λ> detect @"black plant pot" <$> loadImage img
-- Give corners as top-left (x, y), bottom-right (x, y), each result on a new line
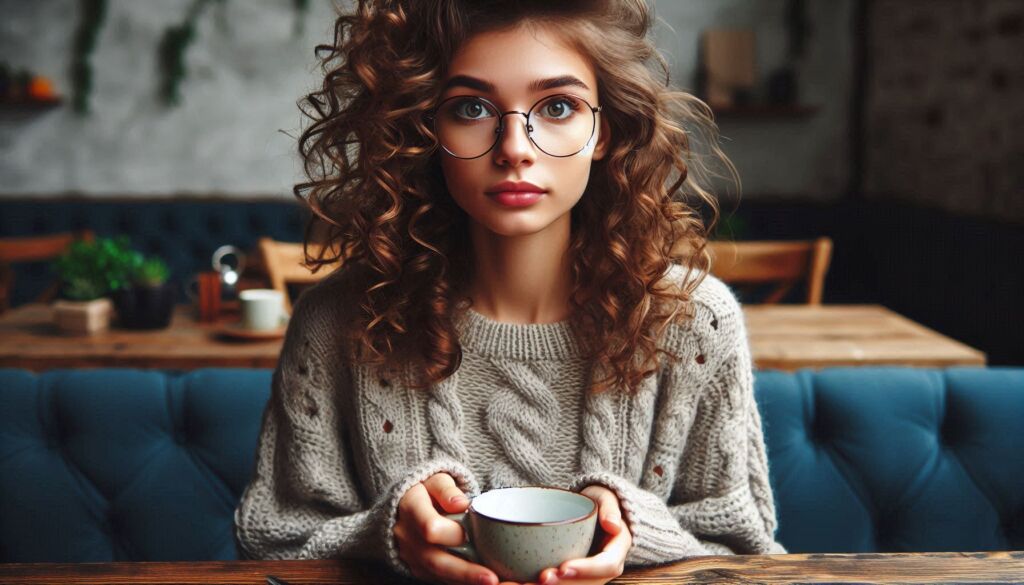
top-left (112, 282), bottom-right (176, 330)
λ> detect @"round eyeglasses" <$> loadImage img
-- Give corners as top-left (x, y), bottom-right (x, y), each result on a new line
top-left (428, 93), bottom-right (602, 159)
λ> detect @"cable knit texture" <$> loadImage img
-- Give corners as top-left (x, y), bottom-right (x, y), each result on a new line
top-left (234, 265), bottom-right (786, 576)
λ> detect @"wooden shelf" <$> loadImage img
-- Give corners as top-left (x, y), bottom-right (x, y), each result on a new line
top-left (711, 104), bottom-right (818, 119)
top-left (0, 96), bottom-right (64, 111)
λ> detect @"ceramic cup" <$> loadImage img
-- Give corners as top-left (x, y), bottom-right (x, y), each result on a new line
top-left (445, 486), bottom-right (597, 583)
top-left (238, 289), bottom-right (288, 331)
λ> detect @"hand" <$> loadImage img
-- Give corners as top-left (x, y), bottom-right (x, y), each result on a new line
top-left (518, 485), bottom-right (631, 585)
top-left (394, 473), bottom-right (499, 585)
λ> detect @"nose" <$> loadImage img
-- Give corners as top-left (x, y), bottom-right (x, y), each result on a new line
top-left (492, 112), bottom-right (537, 167)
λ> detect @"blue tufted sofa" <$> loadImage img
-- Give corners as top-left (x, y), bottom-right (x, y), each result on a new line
top-left (1, 366), bottom-right (1021, 562)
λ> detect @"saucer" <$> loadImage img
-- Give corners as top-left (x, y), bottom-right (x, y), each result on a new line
top-left (215, 322), bottom-right (287, 340)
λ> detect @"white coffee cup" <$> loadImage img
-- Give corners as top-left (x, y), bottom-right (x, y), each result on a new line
top-left (445, 487), bottom-right (597, 583)
top-left (239, 289), bottom-right (288, 331)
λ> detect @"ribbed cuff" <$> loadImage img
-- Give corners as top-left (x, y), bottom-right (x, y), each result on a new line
top-left (381, 458), bottom-right (481, 577)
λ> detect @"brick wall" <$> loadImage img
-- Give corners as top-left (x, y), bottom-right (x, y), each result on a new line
top-left (864, 0), bottom-right (1024, 223)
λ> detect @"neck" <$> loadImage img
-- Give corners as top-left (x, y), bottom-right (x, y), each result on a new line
top-left (468, 215), bottom-right (574, 324)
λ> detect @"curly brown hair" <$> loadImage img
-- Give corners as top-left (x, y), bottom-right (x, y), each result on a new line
top-left (293, 0), bottom-right (737, 395)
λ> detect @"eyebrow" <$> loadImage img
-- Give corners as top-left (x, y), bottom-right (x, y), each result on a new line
top-left (442, 74), bottom-right (591, 94)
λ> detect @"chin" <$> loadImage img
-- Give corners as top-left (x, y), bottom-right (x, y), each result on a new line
top-left (480, 216), bottom-right (554, 237)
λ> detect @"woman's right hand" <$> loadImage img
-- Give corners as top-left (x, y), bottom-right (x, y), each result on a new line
top-left (395, 473), bottom-right (499, 585)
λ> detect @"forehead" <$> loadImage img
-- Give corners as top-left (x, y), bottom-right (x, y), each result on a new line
top-left (444, 23), bottom-right (597, 98)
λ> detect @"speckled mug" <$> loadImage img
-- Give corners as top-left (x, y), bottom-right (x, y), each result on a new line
top-left (445, 486), bottom-right (598, 583)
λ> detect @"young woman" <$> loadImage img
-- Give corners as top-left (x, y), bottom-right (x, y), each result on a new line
top-left (234, 1), bottom-right (785, 584)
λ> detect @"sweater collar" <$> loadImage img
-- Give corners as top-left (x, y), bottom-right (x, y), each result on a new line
top-left (455, 307), bottom-right (583, 360)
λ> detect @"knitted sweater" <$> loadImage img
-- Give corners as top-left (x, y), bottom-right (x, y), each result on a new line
top-left (233, 264), bottom-right (786, 576)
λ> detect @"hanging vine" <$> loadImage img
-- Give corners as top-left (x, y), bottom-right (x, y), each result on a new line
top-left (292, 0), bottom-right (310, 38)
top-left (70, 0), bottom-right (108, 114)
top-left (156, 0), bottom-right (224, 107)
top-left (70, 0), bottom-right (312, 113)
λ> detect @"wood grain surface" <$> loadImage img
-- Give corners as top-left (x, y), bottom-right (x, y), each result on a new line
top-left (1, 552), bottom-right (1022, 584)
top-left (744, 304), bottom-right (986, 370)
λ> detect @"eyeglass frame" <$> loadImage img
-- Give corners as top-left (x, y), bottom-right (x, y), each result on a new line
top-left (426, 93), bottom-right (603, 160)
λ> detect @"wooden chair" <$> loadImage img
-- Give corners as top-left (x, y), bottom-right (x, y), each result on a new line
top-left (705, 237), bottom-right (833, 305)
top-left (0, 230), bottom-right (95, 314)
top-left (257, 237), bottom-right (342, 314)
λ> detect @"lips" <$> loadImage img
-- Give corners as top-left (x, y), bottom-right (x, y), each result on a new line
top-left (485, 180), bottom-right (547, 208)
top-left (485, 180), bottom-right (546, 195)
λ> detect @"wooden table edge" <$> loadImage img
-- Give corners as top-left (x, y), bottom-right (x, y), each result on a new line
top-left (1, 552), bottom-right (1023, 584)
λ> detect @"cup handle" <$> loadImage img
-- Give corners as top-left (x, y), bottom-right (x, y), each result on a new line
top-left (444, 512), bottom-right (479, 564)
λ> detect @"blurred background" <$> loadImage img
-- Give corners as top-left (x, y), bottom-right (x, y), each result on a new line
top-left (1, 0), bottom-right (1021, 365)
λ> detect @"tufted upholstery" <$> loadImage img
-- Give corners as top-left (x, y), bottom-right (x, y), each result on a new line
top-left (0, 200), bottom-right (307, 306)
top-left (1, 366), bottom-right (1021, 562)
top-left (760, 367), bottom-right (1024, 553)
top-left (0, 368), bottom-right (270, 562)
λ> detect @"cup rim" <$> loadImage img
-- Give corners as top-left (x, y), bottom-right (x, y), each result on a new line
top-left (239, 288), bottom-right (283, 300)
top-left (469, 485), bottom-right (598, 527)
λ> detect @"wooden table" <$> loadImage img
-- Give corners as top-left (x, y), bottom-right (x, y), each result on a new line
top-left (0, 304), bottom-right (281, 370)
top-left (0, 303), bottom-right (986, 372)
top-left (1, 553), bottom-right (1022, 584)
top-left (745, 305), bottom-right (986, 370)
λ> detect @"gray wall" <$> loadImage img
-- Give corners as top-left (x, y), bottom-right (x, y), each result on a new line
top-left (651, 0), bottom-right (854, 201)
top-left (0, 0), bottom-right (854, 201)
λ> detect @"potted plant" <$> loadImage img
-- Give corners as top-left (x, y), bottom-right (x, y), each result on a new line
top-left (111, 254), bottom-right (175, 330)
top-left (50, 236), bottom-right (139, 334)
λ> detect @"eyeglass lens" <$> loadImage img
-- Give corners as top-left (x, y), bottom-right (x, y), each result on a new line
top-left (434, 94), bottom-right (596, 158)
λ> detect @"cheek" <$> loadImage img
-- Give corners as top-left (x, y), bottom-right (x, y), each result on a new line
top-left (556, 157), bottom-right (595, 205)
top-left (439, 158), bottom-right (483, 209)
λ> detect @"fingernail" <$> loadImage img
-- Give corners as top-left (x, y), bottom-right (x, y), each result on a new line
top-left (476, 574), bottom-right (493, 585)
top-left (450, 494), bottom-right (468, 504)
top-left (559, 567), bottom-right (577, 578)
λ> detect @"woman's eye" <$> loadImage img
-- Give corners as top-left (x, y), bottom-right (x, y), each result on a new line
top-left (539, 97), bottom-right (580, 120)
top-left (454, 99), bottom-right (492, 120)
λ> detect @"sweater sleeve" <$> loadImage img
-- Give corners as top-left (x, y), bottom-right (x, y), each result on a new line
top-left (233, 290), bottom-right (479, 576)
top-left (567, 294), bottom-right (786, 564)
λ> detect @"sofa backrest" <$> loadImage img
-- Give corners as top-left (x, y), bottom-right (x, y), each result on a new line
top-left (1, 366), bottom-right (1021, 562)
top-left (0, 368), bottom-right (270, 562)
top-left (761, 367), bottom-right (1023, 553)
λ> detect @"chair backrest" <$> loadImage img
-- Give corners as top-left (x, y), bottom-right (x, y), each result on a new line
top-left (257, 237), bottom-right (340, 313)
top-left (0, 230), bottom-right (94, 312)
top-left (706, 238), bottom-right (833, 304)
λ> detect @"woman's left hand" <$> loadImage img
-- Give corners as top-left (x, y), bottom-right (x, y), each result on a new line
top-left (500, 485), bottom-right (632, 585)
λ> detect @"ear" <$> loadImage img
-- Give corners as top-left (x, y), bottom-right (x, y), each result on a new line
top-left (591, 112), bottom-right (611, 161)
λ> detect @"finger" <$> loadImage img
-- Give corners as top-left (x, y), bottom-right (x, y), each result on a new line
top-left (603, 521), bottom-right (632, 558)
top-left (557, 551), bottom-right (622, 580)
top-left (418, 546), bottom-right (499, 585)
top-left (537, 567), bottom-right (559, 584)
top-left (596, 495), bottom-right (623, 536)
top-left (558, 530), bottom-right (630, 580)
top-left (404, 482), bottom-right (466, 547)
top-left (580, 486), bottom-right (622, 536)
top-left (423, 472), bottom-right (471, 514)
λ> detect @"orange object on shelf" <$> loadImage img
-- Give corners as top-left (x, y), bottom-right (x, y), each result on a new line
top-left (28, 76), bottom-right (56, 100)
